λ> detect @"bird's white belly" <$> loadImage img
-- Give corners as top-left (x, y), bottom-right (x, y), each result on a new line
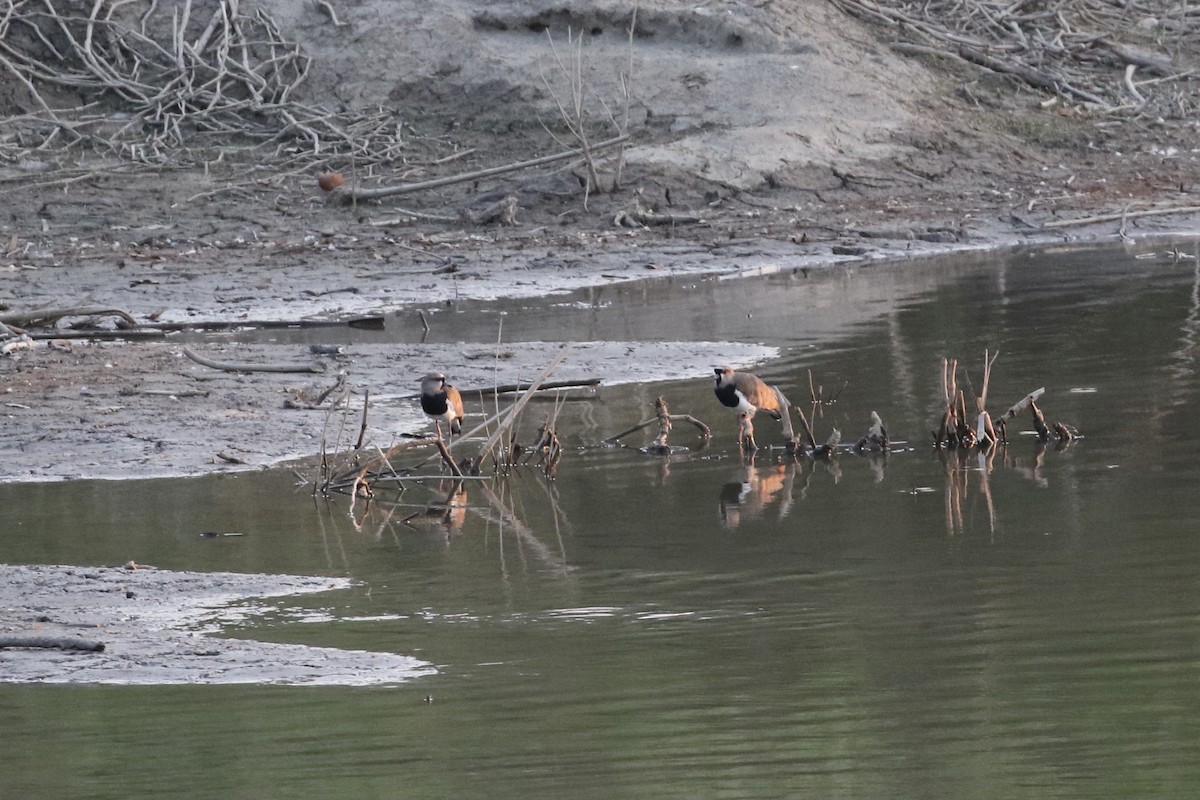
top-left (733, 391), bottom-right (757, 415)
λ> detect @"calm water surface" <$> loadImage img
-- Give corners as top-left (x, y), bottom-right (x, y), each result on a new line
top-left (4, 243), bottom-right (1200, 799)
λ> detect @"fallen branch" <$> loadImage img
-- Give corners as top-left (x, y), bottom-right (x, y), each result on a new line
top-left (183, 346), bottom-right (326, 374)
top-left (328, 134), bottom-right (630, 205)
top-left (368, 208), bottom-right (460, 226)
top-left (614, 209), bottom-right (703, 228)
top-left (1042, 205), bottom-right (1200, 229)
top-left (1, 334), bottom-right (35, 356)
top-left (0, 635), bottom-right (105, 652)
top-left (458, 378), bottom-right (601, 398)
top-left (0, 306), bottom-right (137, 329)
top-left (603, 408), bottom-right (712, 444)
top-left (1003, 387), bottom-right (1046, 419)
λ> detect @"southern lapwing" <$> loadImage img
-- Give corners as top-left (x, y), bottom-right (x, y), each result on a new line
top-left (713, 366), bottom-right (783, 450)
top-left (420, 372), bottom-right (464, 439)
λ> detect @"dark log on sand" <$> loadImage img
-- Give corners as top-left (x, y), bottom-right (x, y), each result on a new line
top-left (0, 635), bottom-right (105, 652)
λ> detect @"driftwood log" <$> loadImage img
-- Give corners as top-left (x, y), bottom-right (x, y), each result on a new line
top-left (326, 135), bottom-right (630, 205)
top-left (183, 346), bottom-right (327, 374)
top-left (0, 635), bottom-right (105, 652)
top-left (0, 306), bottom-right (137, 329)
top-left (613, 209), bottom-right (703, 228)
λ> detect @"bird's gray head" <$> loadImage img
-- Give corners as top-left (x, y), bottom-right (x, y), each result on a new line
top-left (714, 366), bottom-right (733, 384)
top-left (420, 372), bottom-right (446, 392)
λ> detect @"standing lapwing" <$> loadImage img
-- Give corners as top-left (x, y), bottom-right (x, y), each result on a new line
top-left (713, 366), bottom-right (784, 450)
top-left (419, 372), bottom-right (465, 439)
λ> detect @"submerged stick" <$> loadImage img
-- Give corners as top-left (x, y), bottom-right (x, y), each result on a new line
top-left (1004, 387), bottom-right (1046, 419)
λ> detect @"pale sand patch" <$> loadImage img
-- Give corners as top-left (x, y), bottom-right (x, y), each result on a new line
top-left (0, 564), bottom-right (434, 686)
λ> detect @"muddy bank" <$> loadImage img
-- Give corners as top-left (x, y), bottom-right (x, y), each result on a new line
top-left (0, 563), bottom-right (433, 685)
top-left (1, 338), bottom-right (778, 482)
top-left (2, 0), bottom-right (1197, 693)
top-left (3, 0), bottom-right (1198, 481)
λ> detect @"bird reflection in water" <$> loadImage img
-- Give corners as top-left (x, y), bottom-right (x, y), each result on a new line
top-left (718, 459), bottom-right (797, 529)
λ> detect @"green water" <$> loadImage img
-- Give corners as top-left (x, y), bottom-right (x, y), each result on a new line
top-left (4, 243), bottom-right (1200, 799)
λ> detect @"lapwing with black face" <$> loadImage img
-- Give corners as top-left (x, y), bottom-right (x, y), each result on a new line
top-left (713, 366), bottom-right (783, 450)
top-left (420, 372), bottom-right (465, 439)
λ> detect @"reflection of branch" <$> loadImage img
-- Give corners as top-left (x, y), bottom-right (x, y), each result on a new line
top-left (942, 450), bottom-right (964, 536)
top-left (528, 471), bottom-right (571, 559)
top-left (1165, 256), bottom-right (1200, 407)
top-left (475, 484), bottom-right (572, 577)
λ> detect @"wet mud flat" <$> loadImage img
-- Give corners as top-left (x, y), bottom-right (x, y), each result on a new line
top-left (0, 563), bottom-right (434, 685)
top-left (0, 337), bottom-right (778, 482)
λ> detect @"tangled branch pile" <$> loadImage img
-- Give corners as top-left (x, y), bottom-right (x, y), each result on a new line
top-left (830, 0), bottom-right (1198, 116)
top-left (0, 0), bottom-right (405, 167)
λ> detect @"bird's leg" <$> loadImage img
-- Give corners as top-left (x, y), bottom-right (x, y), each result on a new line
top-left (434, 421), bottom-right (445, 441)
top-left (740, 413), bottom-right (757, 451)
